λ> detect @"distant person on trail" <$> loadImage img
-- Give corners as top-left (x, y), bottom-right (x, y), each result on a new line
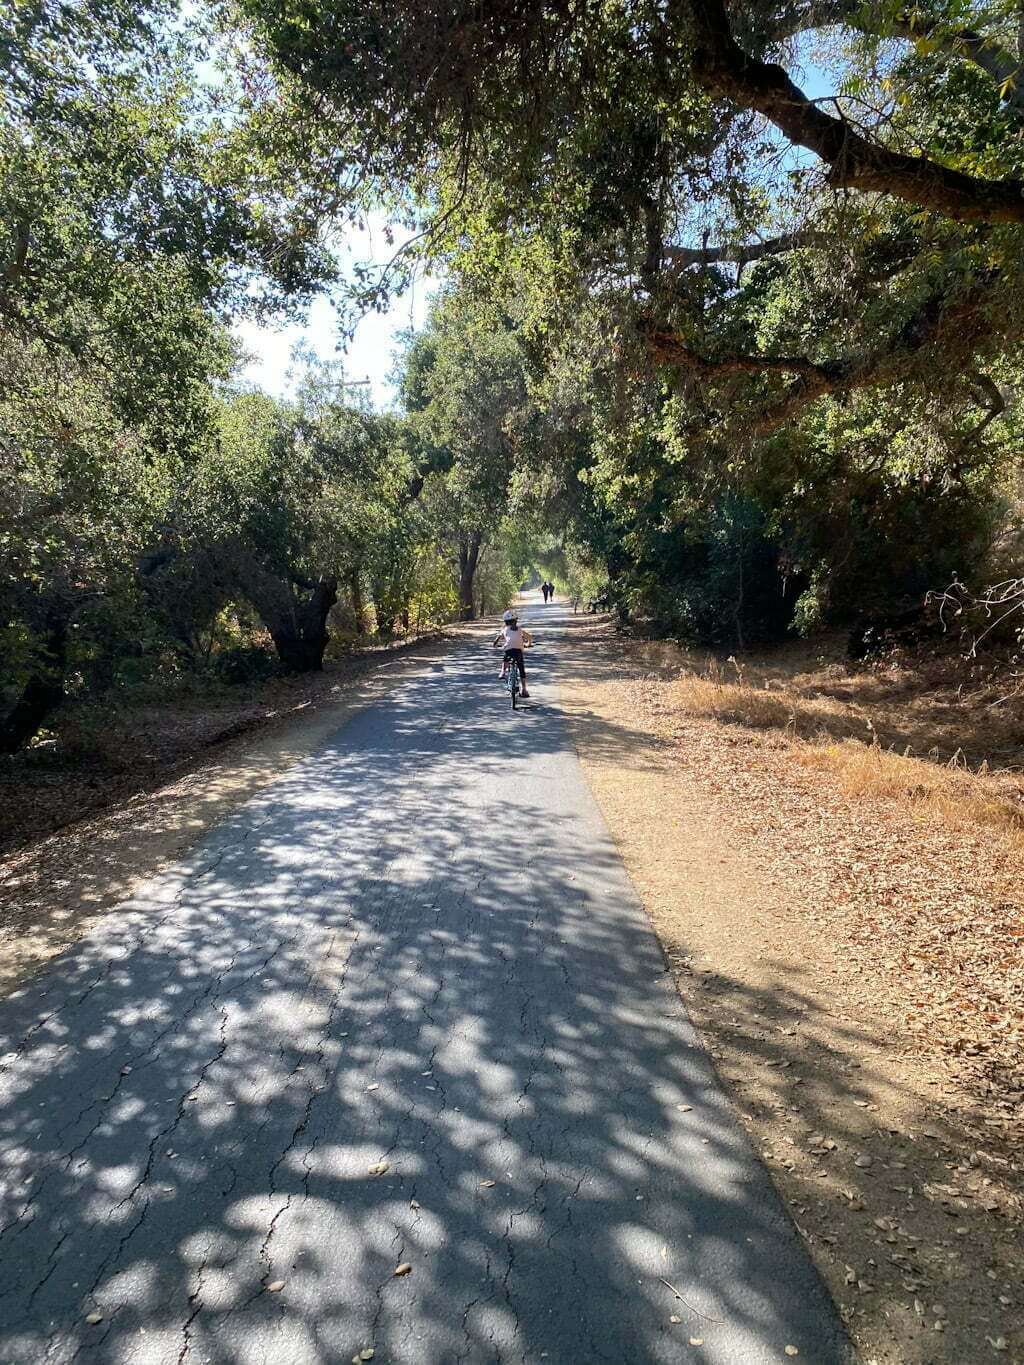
top-left (494, 609), bottom-right (532, 697)
top-left (541, 581), bottom-right (550, 602)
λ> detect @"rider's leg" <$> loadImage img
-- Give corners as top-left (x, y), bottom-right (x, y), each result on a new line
top-left (516, 650), bottom-right (530, 696)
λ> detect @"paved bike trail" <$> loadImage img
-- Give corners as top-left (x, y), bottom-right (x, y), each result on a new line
top-left (0, 602), bottom-right (851, 1364)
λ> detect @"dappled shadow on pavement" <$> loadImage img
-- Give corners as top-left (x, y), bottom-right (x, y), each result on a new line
top-left (0, 633), bottom-right (470, 997)
top-left (0, 609), bottom-right (850, 1363)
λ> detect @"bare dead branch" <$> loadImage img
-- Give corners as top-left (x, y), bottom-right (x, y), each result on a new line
top-left (927, 577), bottom-right (1024, 663)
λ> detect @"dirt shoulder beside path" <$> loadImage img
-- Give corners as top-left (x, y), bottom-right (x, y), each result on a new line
top-left (558, 612), bottom-right (1022, 1365)
top-left (0, 628), bottom-right (472, 996)
top-left (0, 631), bottom-right (464, 860)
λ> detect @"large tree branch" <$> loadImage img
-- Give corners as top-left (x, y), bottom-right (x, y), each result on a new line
top-left (960, 370), bottom-right (1007, 446)
top-left (676, 0), bottom-right (1024, 222)
top-left (642, 328), bottom-right (837, 383)
top-left (642, 277), bottom-right (996, 434)
top-left (763, 3), bottom-right (1024, 119)
top-left (664, 230), bottom-right (828, 270)
top-left (889, 15), bottom-right (1024, 118)
top-left (2, 220), bottom-right (31, 287)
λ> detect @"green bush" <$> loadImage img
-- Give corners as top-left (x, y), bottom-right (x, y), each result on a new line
top-left (212, 645), bottom-right (280, 686)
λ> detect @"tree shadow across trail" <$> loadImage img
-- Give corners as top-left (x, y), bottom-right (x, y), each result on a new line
top-left (0, 628), bottom-right (851, 1363)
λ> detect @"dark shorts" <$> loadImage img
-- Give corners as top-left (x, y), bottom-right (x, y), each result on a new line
top-left (503, 648), bottom-right (526, 675)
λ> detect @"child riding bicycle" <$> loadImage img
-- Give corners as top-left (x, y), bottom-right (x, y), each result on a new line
top-left (493, 609), bottom-right (532, 698)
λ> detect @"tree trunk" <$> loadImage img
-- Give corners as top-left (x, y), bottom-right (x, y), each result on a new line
top-left (0, 612), bottom-right (69, 754)
top-left (458, 531), bottom-right (482, 621)
top-left (241, 567), bottom-right (338, 673)
top-left (733, 548), bottom-right (746, 652)
top-left (200, 541), bottom-right (339, 674)
top-left (265, 576), bottom-right (338, 672)
top-left (371, 575), bottom-right (408, 636)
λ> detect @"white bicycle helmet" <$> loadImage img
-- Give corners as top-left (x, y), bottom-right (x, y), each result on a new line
top-left (502, 609), bottom-right (516, 622)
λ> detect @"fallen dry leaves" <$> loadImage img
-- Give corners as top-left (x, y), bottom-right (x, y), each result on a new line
top-left (622, 668), bottom-right (1024, 1130)
top-left (561, 616), bottom-right (1023, 1365)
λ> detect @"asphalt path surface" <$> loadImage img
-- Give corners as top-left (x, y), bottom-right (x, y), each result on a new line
top-left (0, 600), bottom-right (851, 1364)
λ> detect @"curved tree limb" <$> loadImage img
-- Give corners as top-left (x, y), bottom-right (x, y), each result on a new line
top-left (889, 15), bottom-right (1024, 119)
top-left (663, 230), bottom-right (828, 270)
top-left (959, 370), bottom-right (1007, 448)
top-left (642, 277), bottom-right (997, 434)
top-left (676, 0), bottom-right (1024, 222)
top-left (763, 4), bottom-right (1024, 119)
top-left (642, 327), bottom-right (837, 382)
top-left (968, 370), bottom-right (1006, 415)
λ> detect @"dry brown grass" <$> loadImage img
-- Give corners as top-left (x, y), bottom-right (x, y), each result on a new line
top-left (651, 651), bottom-right (1024, 853)
top-left (667, 671), bottom-right (854, 736)
top-left (628, 629), bottom-right (1024, 759)
top-left (794, 739), bottom-right (1024, 846)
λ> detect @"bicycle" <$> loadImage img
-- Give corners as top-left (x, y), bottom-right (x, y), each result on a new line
top-left (505, 654), bottom-right (522, 709)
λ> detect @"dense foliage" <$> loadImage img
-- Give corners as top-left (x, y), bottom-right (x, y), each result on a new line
top-left (4, 0), bottom-right (1024, 757)
top-left (234, 0), bottom-right (1024, 638)
top-left (0, 3), bottom-right (514, 753)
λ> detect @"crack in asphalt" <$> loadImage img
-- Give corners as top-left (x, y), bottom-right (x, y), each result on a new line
top-left (0, 941), bottom-right (250, 1259)
top-left (176, 1235), bottom-right (214, 1365)
top-left (0, 620), bottom-right (853, 1365)
top-left (182, 919), bottom-right (363, 1337)
top-left (0, 802), bottom-right (279, 1090)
